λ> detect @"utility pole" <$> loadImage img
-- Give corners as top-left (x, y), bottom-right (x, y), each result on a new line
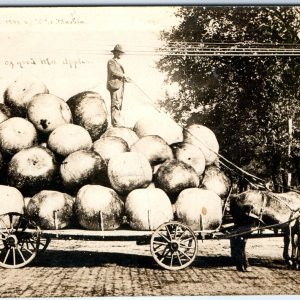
top-left (287, 117), bottom-right (293, 189)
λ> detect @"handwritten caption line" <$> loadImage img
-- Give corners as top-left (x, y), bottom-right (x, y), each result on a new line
top-left (1, 13), bottom-right (85, 26)
top-left (4, 57), bottom-right (93, 69)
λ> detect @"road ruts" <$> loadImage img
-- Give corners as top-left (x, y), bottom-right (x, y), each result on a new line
top-left (1, 238), bottom-right (300, 297)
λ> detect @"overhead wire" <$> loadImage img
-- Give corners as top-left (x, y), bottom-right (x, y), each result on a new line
top-left (19, 42), bottom-right (300, 56)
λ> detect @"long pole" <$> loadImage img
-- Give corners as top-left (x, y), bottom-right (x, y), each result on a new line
top-left (288, 117), bottom-right (293, 188)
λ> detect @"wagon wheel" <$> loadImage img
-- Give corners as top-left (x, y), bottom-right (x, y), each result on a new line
top-left (150, 221), bottom-right (198, 270)
top-left (0, 212), bottom-right (40, 269)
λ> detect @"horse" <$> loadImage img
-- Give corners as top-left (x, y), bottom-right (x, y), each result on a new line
top-left (229, 190), bottom-right (300, 271)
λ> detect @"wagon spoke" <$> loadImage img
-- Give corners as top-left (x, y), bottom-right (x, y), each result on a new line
top-left (154, 243), bottom-right (167, 252)
top-left (165, 225), bottom-right (173, 240)
top-left (180, 236), bottom-right (194, 243)
top-left (159, 249), bottom-right (171, 262)
top-left (19, 239), bottom-right (25, 249)
top-left (160, 244), bottom-right (170, 257)
top-left (176, 251), bottom-right (183, 266)
top-left (3, 248), bottom-right (11, 264)
top-left (154, 244), bottom-right (168, 254)
top-left (16, 246), bottom-right (26, 263)
top-left (23, 237), bottom-right (36, 251)
top-left (28, 240), bottom-right (37, 251)
top-left (12, 247), bottom-right (16, 266)
top-left (22, 245), bottom-right (33, 255)
top-left (158, 232), bottom-right (171, 243)
top-left (178, 249), bottom-right (192, 261)
top-left (170, 253), bottom-right (174, 267)
top-left (174, 224), bottom-right (179, 237)
top-left (178, 229), bottom-right (188, 240)
top-left (153, 240), bottom-right (168, 246)
top-left (179, 243), bottom-right (195, 250)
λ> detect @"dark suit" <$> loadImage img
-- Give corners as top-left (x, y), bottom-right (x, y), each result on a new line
top-left (106, 58), bottom-right (125, 126)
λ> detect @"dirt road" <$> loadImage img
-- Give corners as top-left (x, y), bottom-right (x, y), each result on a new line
top-left (1, 237), bottom-right (300, 297)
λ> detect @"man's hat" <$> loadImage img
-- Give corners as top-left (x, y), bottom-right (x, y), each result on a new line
top-left (111, 44), bottom-right (125, 53)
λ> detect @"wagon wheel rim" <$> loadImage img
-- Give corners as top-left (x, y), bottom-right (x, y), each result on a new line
top-left (0, 212), bottom-right (40, 269)
top-left (150, 221), bottom-right (198, 270)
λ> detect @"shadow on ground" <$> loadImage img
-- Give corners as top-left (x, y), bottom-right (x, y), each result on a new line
top-left (33, 250), bottom-right (156, 268)
top-left (32, 250), bottom-right (288, 270)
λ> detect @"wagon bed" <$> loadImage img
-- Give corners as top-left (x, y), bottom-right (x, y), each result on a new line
top-left (0, 211), bottom-right (287, 271)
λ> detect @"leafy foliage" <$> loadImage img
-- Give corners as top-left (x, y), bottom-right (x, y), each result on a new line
top-left (157, 6), bottom-right (300, 190)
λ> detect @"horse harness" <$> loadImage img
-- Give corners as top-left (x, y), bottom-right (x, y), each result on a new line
top-left (249, 191), bottom-right (300, 228)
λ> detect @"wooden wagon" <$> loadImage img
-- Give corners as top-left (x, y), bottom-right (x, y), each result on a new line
top-left (0, 196), bottom-right (289, 271)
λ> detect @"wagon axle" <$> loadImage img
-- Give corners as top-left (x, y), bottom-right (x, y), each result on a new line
top-left (169, 240), bottom-right (180, 252)
top-left (5, 235), bottom-right (18, 247)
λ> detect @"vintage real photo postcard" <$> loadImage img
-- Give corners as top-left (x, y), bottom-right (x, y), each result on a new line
top-left (0, 5), bottom-right (300, 297)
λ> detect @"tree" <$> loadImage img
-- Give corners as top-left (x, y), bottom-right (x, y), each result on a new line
top-left (157, 6), bottom-right (300, 190)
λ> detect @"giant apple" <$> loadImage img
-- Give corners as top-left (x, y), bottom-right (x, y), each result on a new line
top-left (0, 117), bottom-right (37, 157)
top-left (93, 136), bottom-right (129, 164)
top-left (67, 91), bottom-right (108, 141)
top-left (108, 152), bottom-right (152, 194)
top-left (4, 75), bottom-right (49, 117)
top-left (183, 124), bottom-right (219, 166)
top-left (101, 126), bottom-right (139, 148)
top-left (133, 113), bottom-right (183, 145)
top-left (60, 150), bottom-right (107, 193)
top-left (175, 188), bottom-right (223, 231)
top-left (74, 184), bottom-right (124, 230)
top-left (130, 135), bottom-right (173, 166)
top-left (47, 124), bottom-right (93, 158)
top-left (27, 93), bottom-right (72, 134)
top-left (7, 146), bottom-right (57, 196)
top-left (125, 188), bottom-right (173, 230)
top-left (26, 190), bottom-right (74, 230)
top-left (171, 142), bottom-right (206, 176)
top-left (0, 185), bottom-right (24, 229)
top-left (201, 165), bottom-right (231, 198)
top-left (154, 160), bottom-right (200, 198)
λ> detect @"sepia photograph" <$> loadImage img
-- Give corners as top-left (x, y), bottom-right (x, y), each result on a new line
top-left (0, 4), bottom-right (300, 297)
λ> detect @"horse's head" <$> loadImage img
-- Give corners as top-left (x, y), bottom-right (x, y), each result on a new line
top-left (230, 190), bottom-right (265, 225)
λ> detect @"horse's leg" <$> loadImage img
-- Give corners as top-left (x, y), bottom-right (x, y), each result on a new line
top-left (241, 236), bottom-right (252, 271)
top-left (230, 236), bottom-right (251, 272)
top-left (296, 219), bottom-right (300, 270)
top-left (292, 219), bottom-right (300, 270)
top-left (283, 225), bottom-right (293, 267)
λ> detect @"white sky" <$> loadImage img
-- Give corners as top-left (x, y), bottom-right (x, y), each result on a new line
top-left (0, 6), bottom-right (180, 127)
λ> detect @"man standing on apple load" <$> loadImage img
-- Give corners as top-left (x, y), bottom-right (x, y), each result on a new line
top-left (106, 44), bottom-right (131, 127)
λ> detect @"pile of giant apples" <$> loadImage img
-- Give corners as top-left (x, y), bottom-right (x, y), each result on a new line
top-left (0, 76), bottom-right (231, 231)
